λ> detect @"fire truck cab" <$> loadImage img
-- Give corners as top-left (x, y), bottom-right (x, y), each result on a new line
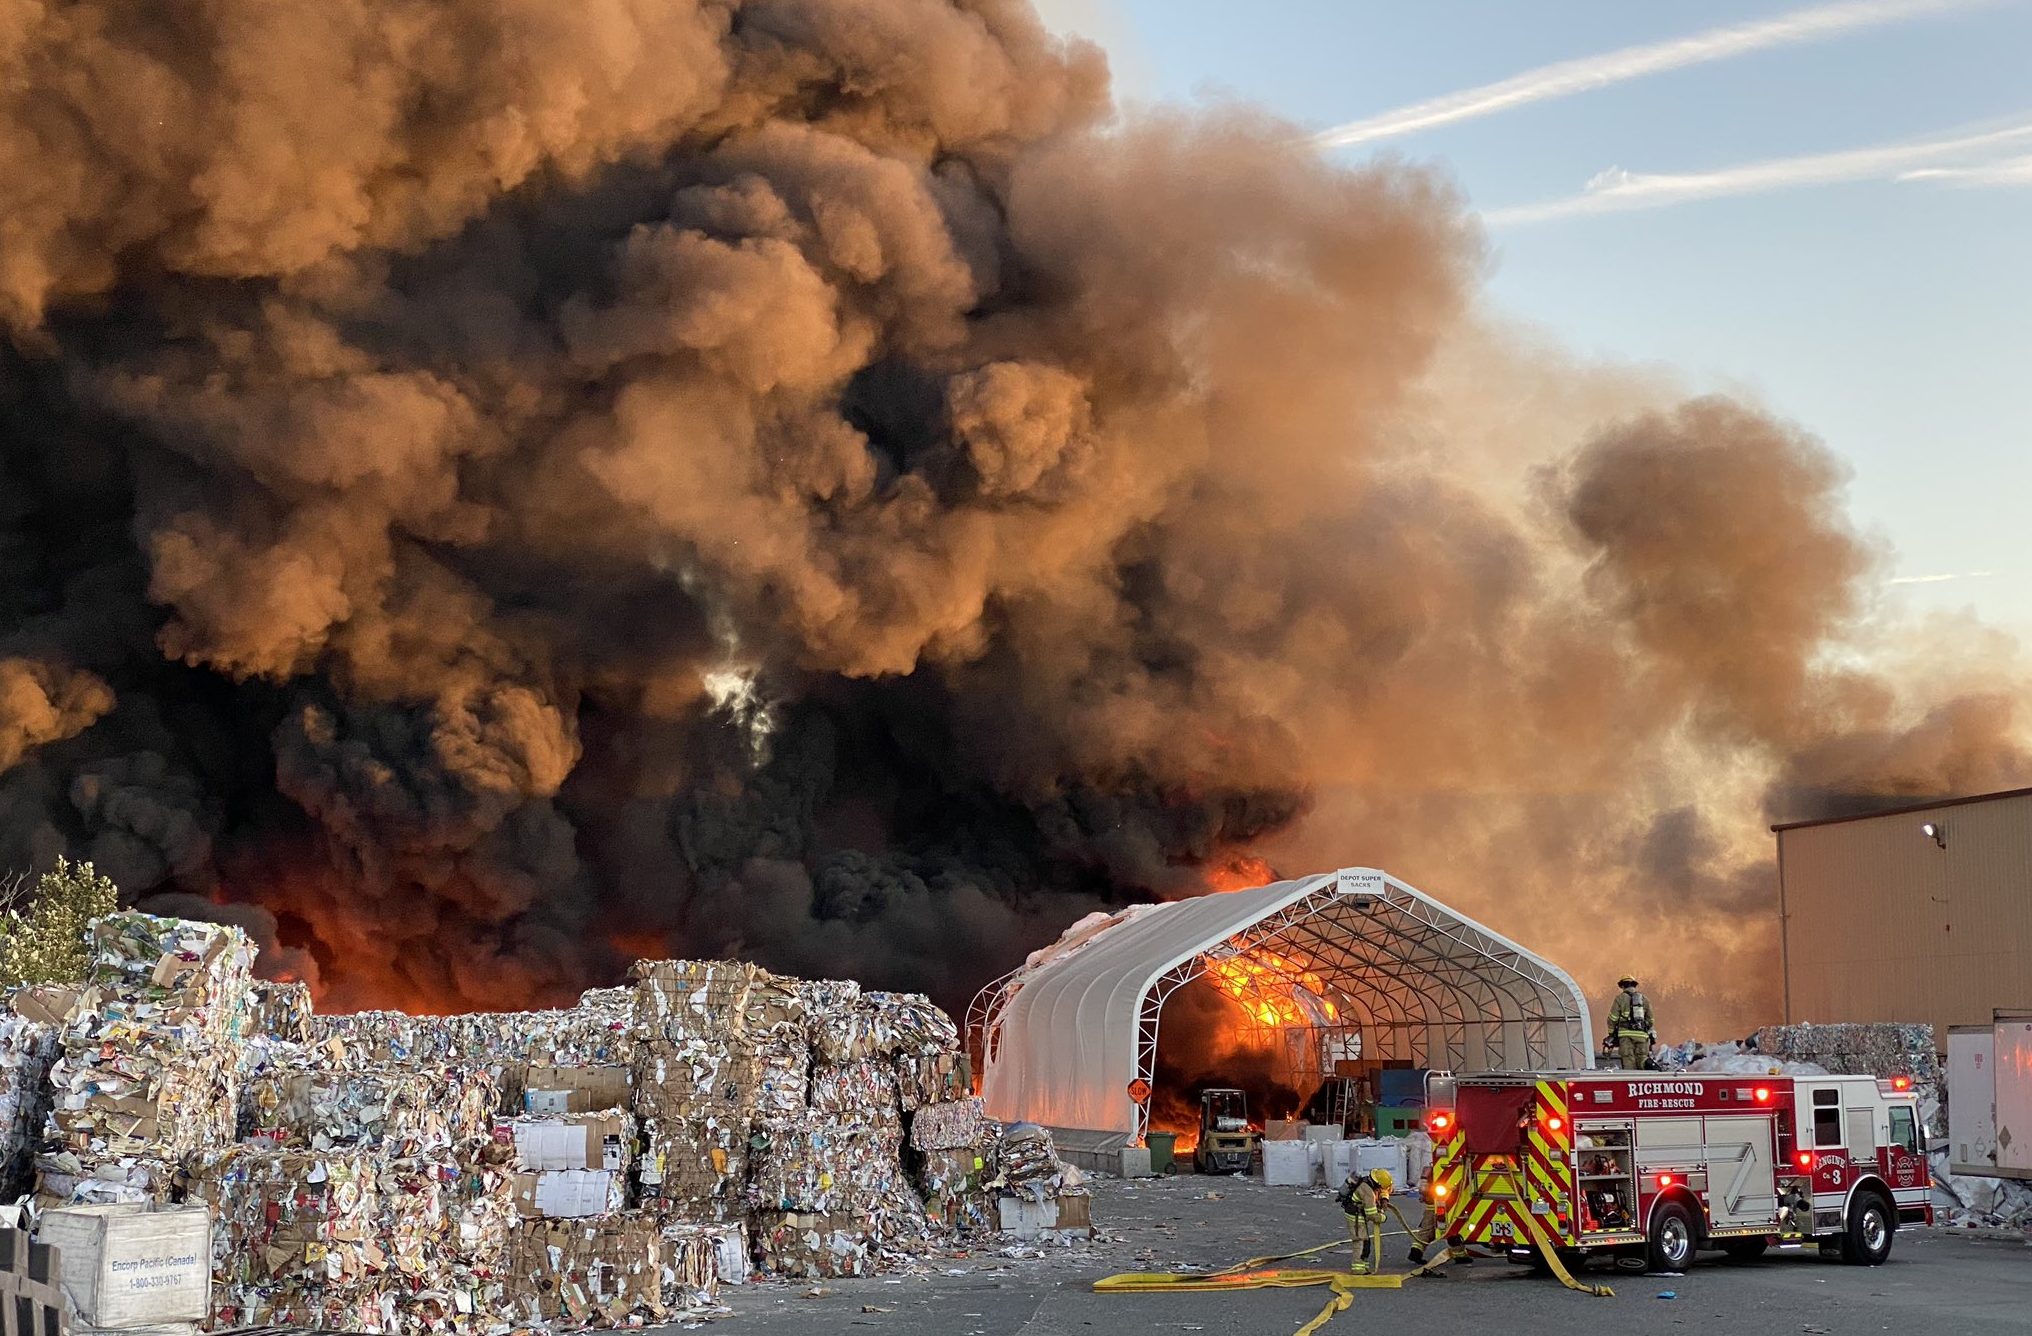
top-left (1429, 1070), bottom-right (1931, 1272)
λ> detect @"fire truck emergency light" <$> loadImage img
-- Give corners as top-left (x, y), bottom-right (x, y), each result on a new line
top-left (1429, 1112), bottom-right (1452, 1133)
top-left (1545, 1115), bottom-right (1563, 1133)
top-left (1656, 1173), bottom-right (1674, 1187)
top-left (1434, 1183), bottom-right (1450, 1199)
top-left (1892, 1075), bottom-right (1911, 1090)
top-left (1796, 1151), bottom-right (1815, 1170)
top-left (1753, 1086), bottom-right (1771, 1102)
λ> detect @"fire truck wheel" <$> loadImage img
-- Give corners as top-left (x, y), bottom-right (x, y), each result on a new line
top-left (1842, 1192), bottom-right (1894, 1266)
top-left (1645, 1200), bottom-right (1697, 1273)
top-left (1719, 1238), bottom-right (1768, 1262)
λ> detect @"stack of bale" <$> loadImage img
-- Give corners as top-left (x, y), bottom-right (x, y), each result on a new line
top-left (992, 1123), bottom-right (1092, 1239)
top-left (629, 960), bottom-right (780, 1226)
top-left (273, 1002), bottom-right (665, 1331)
top-left (1752, 1023), bottom-right (1941, 1090)
top-left (11, 912), bottom-right (1069, 1330)
top-left (293, 996), bottom-right (731, 1331)
top-left (623, 958), bottom-right (1043, 1276)
top-left (746, 981), bottom-right (932, 1277)
top-left (308, 993), bottom-right (634, 1116)
top-left (193, 1060), bottom-right (517, 1328)
top-left (0, 1011), bottom-right (59, 1198)
top-left (35, 912), bottom-right (254, 1208)
top-left (905, 1096), bottom-right (1000, 1234)
top-left (429, 991), bottom-right (671, 1329)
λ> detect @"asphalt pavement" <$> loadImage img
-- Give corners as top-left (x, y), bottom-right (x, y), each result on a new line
top-left (704, 1173), bottom-right (2031, 1336)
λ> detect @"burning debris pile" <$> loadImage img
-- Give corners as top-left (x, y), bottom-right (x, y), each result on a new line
top-left (14, 911), bottom-right (1090, 1333)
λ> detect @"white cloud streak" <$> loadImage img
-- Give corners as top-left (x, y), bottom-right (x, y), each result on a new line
top-left (1888, 570), bottom-right (1998, 585)
top-left (1483, 119), bottom-right (2032, 224)
top-left (1312, 0), bottom-right (1995, 149)
top-left (1900, 153), bottom-right (2032, 185)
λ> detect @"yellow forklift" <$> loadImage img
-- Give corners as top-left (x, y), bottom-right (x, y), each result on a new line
top-left (1193, 1088), bottom-right (1261, 1174)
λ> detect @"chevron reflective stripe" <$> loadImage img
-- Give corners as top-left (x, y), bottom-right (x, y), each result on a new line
top-left (1461, 1193), bottom-right (1534, 1242)
top-left (1431, 1124), bottom-right (1465, 1230)
top-left (1460, 1155), bottom-right (1527, 1240)
top-left (1524, 1080), bottom-right (1573, 1238)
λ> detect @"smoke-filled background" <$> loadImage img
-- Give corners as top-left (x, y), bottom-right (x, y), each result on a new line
top-left (1, 0), bottom-right (2026, 1034)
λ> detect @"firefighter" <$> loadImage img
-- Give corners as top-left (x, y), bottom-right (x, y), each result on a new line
top-left (1406, 1162), bottom-right (1472, 1267)
top-left (1780, 1183), bottom-right (1813, 1237)
top-left (1607, 974), bottom-right (1656, 1070)
top-left (1337, 1166), bottom-right (1393, 1274)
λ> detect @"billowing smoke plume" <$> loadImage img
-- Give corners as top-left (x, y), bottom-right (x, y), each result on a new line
top-left (0, 0), bottom-right (2024, 1028)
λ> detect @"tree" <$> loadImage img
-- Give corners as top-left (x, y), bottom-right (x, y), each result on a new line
top-left (0, 857), bottom-right (119, 990)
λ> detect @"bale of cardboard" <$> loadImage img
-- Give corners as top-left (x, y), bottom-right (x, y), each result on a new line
top-left (906, 1098), bottom-right (998, 1234)
top-left (501, 1213), bottom-right (665, 1328)
top-left (239, 1064), bottom-right (498, 1155)
top-left (246, 981), bottom-right (315, 1044)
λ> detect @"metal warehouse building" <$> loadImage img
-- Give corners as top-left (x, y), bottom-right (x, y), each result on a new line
top-left (1774, 786), bottom-right (2032, 1039)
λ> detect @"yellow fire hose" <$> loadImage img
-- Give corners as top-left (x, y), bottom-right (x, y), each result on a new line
top-left (1515, 1210), bottom-right (1615, 1298)
top-left (1093, 1201), bottom-right (1611, 1334)
top-left (1094, 1263), bottom-right (1401, 1336)
top-left (1093, 1225), bottom-right (1410, 1336)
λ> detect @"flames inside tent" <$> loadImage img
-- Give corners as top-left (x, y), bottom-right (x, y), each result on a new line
top-left (969, 868), bottom-right (1593, 1151)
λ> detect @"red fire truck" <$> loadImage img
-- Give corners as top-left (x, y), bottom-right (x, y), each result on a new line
top-left (1428, 1070), bottom-right (1931, 1272)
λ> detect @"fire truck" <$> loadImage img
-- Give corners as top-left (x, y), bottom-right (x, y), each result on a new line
top-left (1427, 1070), bottom-right (1931, 1272)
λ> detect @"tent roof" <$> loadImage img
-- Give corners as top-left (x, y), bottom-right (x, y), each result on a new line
top-left (973, 867), bottom-right (1594, 1139)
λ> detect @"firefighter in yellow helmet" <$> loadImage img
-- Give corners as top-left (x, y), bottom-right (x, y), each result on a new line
top-left (1337, 1166), bottom-right (1393, 1274)
top-left (1607, 974), bottom-right (1656, 1070)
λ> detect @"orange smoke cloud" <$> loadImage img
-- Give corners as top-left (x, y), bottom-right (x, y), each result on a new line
top-left (0, 1), bottom-right (2021, 1037)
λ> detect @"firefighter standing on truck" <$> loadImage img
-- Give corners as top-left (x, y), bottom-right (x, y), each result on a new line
top-left (1607, 974), bottom-right (1655, 1070)
top-left (1337, 1166), bottom-right (1392, 1274)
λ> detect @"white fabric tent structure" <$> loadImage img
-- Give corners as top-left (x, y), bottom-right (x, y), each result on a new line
top-left (969, 868), bottom-right (1593, 1143)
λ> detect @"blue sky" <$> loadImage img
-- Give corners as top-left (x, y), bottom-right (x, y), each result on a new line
top-left (1037, 0), bottom-right (2032, 640)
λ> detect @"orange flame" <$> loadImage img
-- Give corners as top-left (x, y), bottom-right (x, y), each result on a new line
top-left (1205, 946), bottom-right (1331, 1029)
top-left (1205, 853), bottom-right (1275, 893)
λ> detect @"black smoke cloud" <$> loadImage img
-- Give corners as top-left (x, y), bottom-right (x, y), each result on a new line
top-left (0, 1), bottom-right (2024, 1026)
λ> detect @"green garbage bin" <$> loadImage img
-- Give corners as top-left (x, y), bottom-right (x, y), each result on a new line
top-left (1375, 1107), bottom-right (1424, 1139)
top-left (1146, 1132), bottom-right (1177, 1173)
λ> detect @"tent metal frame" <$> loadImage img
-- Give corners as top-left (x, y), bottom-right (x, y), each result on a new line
top-left (970, 868), bottom-right (1593, 1144)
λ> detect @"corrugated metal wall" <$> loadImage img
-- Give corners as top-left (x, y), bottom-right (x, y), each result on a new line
top-left (1778, 791), bottom-right (2032, 1039)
